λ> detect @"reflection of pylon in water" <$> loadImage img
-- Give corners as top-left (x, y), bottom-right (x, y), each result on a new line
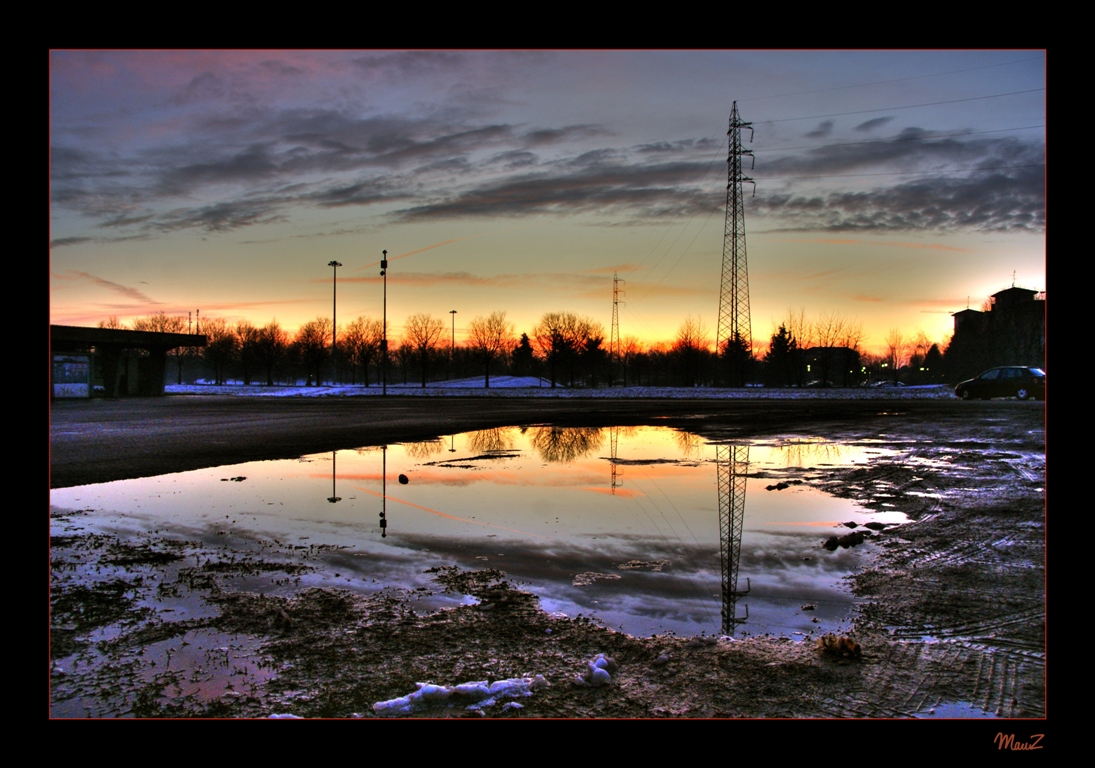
top-left (609, 425), bottom-right (621, 494)
top-left (717, 444), bottom-right (750, 633)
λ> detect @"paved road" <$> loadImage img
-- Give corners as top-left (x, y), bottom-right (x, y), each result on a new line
top-left (49, 395), bottom-right (1028, 488)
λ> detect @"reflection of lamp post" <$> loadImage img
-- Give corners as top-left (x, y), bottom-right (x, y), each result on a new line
top-left (380, 250), bottom-right (388, 397)
top-left (327, 450), bottom-right (341, 503)
top-left (449, 309), bottom-right (457, 380)
top-left (379, 444), bottom-right (388, 537)
top-left (328, 260), bottom-right (342, 385)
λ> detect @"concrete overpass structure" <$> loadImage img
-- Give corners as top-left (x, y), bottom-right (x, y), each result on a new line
top-left (50, 325), bottom-right (207, 398)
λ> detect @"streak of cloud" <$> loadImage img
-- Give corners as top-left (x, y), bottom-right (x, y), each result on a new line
top-left (780, 237), bottom-right (971, 253)
top-left (854, 116), bottom-right (895, 132)
top-left (53, 271), bottom-right (156, 304)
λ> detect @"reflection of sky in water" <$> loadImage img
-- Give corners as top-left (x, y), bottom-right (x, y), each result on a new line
top-left (51, 427), bottom-right (903, 640)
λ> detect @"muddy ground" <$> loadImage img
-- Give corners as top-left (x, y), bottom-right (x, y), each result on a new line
top-left (49, 396), bottom-right (1045, 723)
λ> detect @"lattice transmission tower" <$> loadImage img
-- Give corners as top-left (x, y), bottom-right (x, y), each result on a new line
top-left (610, 272), bottom-right (624, 386)
top-left (716, 102), bottom-right (755, 387)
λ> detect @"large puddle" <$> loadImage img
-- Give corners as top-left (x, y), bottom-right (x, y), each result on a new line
top-left (51, 426), bottom-right (904, 641)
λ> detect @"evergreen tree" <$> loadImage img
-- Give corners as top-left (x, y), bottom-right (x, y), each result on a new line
top-left (512, 333), bottom-right (535, 377)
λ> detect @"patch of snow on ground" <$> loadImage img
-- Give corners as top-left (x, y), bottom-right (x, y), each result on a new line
top-left (168, 380), bottom-right (953, 399)
top-left (373, 675), bottom-right (549, 715)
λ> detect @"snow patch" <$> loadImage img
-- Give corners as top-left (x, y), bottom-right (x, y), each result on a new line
top-left (373, 675), bottom-right (549, 715)
top-left (166, 382), bottom-right (952, 400)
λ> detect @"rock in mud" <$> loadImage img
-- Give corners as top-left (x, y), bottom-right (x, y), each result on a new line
top-left (823, 530), bottom-right (867, 550)
top-left (817, 634), bottom-right (861, 659)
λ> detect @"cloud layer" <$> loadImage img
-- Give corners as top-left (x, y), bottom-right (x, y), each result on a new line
top-left (50, 51), bottom-right (1045, 248)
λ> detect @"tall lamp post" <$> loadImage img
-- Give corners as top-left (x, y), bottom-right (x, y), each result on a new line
top-left (449, 309), bottom-right (457, 380)
top-left (380, 250), bottom-right (388, 396)
top-left (328, 260), bottom-right (342, 385)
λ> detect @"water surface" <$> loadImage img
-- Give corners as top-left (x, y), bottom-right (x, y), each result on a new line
top-left (51, 426), bottom-right (903, 639)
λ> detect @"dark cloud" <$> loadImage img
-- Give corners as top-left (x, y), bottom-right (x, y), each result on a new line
top-left (635, 138), bottom-right (718, 154)
top-left (50, 236), bottom-right (93, 249)
top-left (170, 71), bottom-right (227, 105)
top-left (523, 125), bottom-right (612, 146)
top-left (486, 150), bottom-right (538, 170)
top-left (157, 143), bottom-right (280, 195)
top-left (805, 120), bottom-right (834, 138)
top-left (753, 164), bottom-right (1044, 233)
top-left (98, 212), bottom-right (156, 229)
top-left (154, 199), bottom-right (289, 232)
top-left (390, 159), bottom-right (711, 222)
top-left (855, 116), bottom-right (895, 132)
top-left (259, 59), bottom-right (307, 77)
top-left (763, 131), bottom-right (1041, 178)
top-left (52, 91), bottom-right (1043, 240)
top-left (309, 178), bottom-right (411, 208)
top-left (349, 51), bottom-right (466, 79)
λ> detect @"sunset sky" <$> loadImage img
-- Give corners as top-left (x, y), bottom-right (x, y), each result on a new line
top-left (49, 50), bottom-right (1045, 354)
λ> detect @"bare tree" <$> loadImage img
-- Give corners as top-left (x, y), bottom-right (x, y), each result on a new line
top-left (811, 311), bottom-right (857, 386)
top-left (132, 312), bottom-right (188, 383)
top-left (343, 316), bottom-right (384, 385)
top-left (532, 312), bottom-right (569, 388)
top-left (201, 318), bottom-right (237, 385)
top-left (235, 320), bottom-right (261, 385)
top-left (529, 426), bottom-right (604, 462)
top-left (838, 319), bottom-right (864, 386)
top-left (132, 312), bottom-right (185, 333)
top-left (672, 315), bottom-right (710, 386)
top-left (467, 311), bottom-right (515, 388)
top-left (257, 320), bottom-right (288, 386)
top-left (885, 328), bottom-right (909, 383)
top-left (779, 308), bottom-right (812, 386)
top-left (467, 427), bottom-right (517, 453)
top-left (404, 313), bottom-right (444, 387)
top-left (98, 316), bottom-right (126, 329)
top-left (532, 312), bottom-right (600, 388)
top-left (294, 317), bottom-right (332, 386)
top-left (619, 335), bottom-right (642, 386)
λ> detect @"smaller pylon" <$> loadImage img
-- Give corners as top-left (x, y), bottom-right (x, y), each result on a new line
top-left (610, 273), bottom-right (624, 386)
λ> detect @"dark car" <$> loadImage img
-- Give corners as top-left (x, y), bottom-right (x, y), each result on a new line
top-left (954, 366), bottom-right (1045, 400)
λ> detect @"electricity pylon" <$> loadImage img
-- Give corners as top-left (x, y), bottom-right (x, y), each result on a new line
top-left (716, 102), bottom-right (755, 387)
top-left (610, 273), bottom-right (624, 386)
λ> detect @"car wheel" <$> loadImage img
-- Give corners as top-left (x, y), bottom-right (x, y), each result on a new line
top-left (960, 389), bottom-right (972, 400)
top-left (1017, 388), bottom-right (1029, 400)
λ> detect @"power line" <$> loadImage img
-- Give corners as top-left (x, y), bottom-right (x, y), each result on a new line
top-left (763, 88), bottom-right (1044, 124)
top-left (738, 54), bottom-right (1044, 104)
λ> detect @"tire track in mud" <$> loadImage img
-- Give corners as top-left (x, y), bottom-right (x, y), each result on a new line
top-left (819, 638), bottom-right (1043, 718)
top-left (886, 606), bottom-right (1045, 648)
top-left (904, 539), bottom-right (1017, 569)
top-left (830, 422), bottom-right (1045, 720)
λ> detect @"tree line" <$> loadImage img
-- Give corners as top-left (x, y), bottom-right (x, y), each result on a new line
top-left (100, 306), bottom-right (969, 388)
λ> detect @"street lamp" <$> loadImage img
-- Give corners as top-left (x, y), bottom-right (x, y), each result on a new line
top-left (328, 260), bottom-right (342, 385)
top-left (380, 250), bottom-right (388, 396)
top-left (449, 309), bottom-right (457, 380)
